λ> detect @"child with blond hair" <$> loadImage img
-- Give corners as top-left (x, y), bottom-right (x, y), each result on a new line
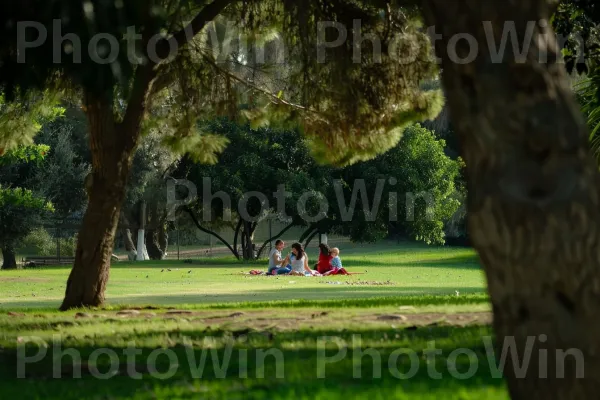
top-left (325, 247), bottom-right (349, 275)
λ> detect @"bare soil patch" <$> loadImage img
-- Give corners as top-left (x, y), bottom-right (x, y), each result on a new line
top-left (0, 277), bottom-right (51, 283)
top-left (4, 309), bottom-right (492, 330)
top-left (364, 312), bottom-right (491, 327)
top-left (67, 309), bottom-right (492, 329)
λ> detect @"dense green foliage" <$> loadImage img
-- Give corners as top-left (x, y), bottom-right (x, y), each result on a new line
top-left (578, 68), bottom-right (600, 156)
top-left (0, 0), bottom-right (442, 166)
top-left (17, 228), bottom-right (56, 256)
top-left (334, 124), bottom-right (461, 244)
top-left (175, 121), bottom-right (461, 252)
top-left (0, 107), bottom-right (88, 261)
top-left (0, 92), bottom-right (61, 267)
top-left (554, 1), bottom-right (600, 160)
top-left (0, 190), bottom-right (53, 258)
top-left (0, 92), bottom-right (63, 154)
top-left (32, 116), bottom-right (90, 219)
top-left (554, 0), bottom-right (600, 76)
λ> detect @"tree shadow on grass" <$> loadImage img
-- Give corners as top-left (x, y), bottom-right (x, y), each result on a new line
top-left (0, 324), bottom-right (505, 399)
top-left (0, 286), bottom-right (489, 310)
top-left (102, 286), bottom-right (488, 308)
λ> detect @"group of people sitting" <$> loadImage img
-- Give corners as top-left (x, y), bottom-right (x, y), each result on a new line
top-left (267, 240), bottom-right (349, 276)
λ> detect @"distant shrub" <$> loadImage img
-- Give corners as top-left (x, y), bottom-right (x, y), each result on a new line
top-left (18, 228), bottom-right (54, 256)
top-left (58, 234), bottom-right (78, 257)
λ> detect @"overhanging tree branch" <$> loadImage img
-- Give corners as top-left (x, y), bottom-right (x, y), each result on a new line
top-left (121, 0), bottom-right (238, 140)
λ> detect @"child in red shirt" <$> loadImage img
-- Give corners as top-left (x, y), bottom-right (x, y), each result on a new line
top-left (316, 243), bottom-right (333, 274)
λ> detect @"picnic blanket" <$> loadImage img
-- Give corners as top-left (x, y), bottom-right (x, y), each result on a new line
top-left (323, 267), bottom-right (350, 276)
top-left (248, 269), bottom-right (265, 275)
top-left (243, 269), bottom-right (364, 276)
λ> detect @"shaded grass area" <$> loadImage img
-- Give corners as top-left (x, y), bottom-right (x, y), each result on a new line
top-left (0, 310), bottom-right (505, 399)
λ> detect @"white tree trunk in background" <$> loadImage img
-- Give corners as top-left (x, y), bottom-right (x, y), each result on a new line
top-left (136, 229), bottom-right (148, 261)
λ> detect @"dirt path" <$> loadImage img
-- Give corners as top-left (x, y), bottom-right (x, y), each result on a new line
top-left (7, 308), bottom-right (492, 330)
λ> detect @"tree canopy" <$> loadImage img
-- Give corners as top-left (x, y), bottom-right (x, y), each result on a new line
top-left (0, 0), bottom-right (442, 164)
top-left (173, 120), bottom-right (461, 258)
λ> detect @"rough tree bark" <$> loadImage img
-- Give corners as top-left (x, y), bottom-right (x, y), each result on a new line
top-left (423, 0), bottom-right (600, 397)
top-left (60, 89), bottom-right (151, 310)
top-left (1, 247), bottom-right (17, 270)
top-left (59, 0), bottom-right (234, 310)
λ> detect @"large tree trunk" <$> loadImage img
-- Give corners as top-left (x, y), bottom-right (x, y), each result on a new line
top-left (60, 91), bottom-right (145, 310)
top-left (1, 247), bottom-right (17, 270)
top-left (57, 1), bottom-right (233, 310)
top-left (423, 0), bottom-right (600, 397)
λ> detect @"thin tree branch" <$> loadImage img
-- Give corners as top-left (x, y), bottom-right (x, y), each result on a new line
top-left (255, 221), bottom-right (296, 259)
top-left (200, 54), bottom-right (329, 120)
top-left (120, 0), bottom-right (237, 143)
top-left (304, 229), bottom-right (319, 249)
top-left (159, 0), bottom-right (237, 60)
top-left (299, 224), bottom-right (317, 243)
top-left (184, 206), bottom-right (238, 258)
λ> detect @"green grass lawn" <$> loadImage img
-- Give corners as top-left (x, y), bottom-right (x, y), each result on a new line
top-left (1, 242), bottom-right (486, 310)
top-left (0, 242), bottom-right (506, 399)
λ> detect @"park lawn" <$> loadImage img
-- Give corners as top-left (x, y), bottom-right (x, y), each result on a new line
top-left (0, 307), bottom-right (507, 399)
top-left (0, 243), bottom-right (486, 310)
top-left (0, 243), bottom-right (507, 399)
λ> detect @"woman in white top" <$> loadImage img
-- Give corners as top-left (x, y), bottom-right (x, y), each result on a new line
top-left (288, 242), bottom-right (318, 276)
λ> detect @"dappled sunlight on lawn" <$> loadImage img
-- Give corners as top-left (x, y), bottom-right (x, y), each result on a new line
top-left (0, 244), bottom-right (486, 309)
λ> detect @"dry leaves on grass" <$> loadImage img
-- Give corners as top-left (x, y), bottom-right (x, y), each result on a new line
top-left (320, 280), bottom-right (394, 286)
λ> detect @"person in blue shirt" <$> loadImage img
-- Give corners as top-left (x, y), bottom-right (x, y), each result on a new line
top-left (325, 247), bottom-right (349, 275)
top-left (268, 240), bottom-right (292, 275)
